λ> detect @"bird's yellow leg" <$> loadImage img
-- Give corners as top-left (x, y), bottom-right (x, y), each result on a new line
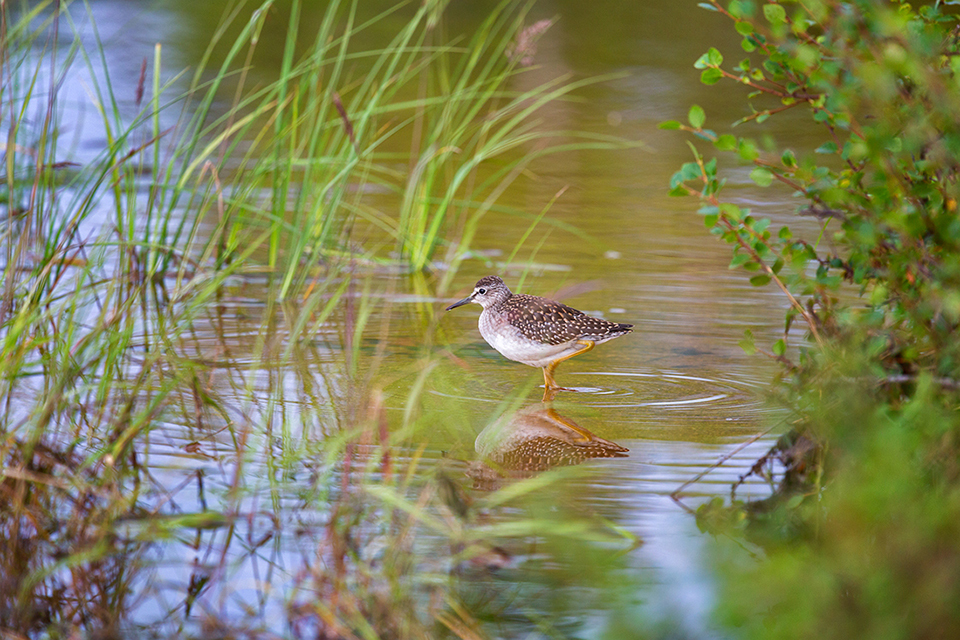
top-left (541, 385), bottom-right (559, 403)
top-left (543, 407), bottom-right (594, 442)
top-left (542, 365), bottom-right (560, 390)
top-left (541, 340), bottom-right (595, 392)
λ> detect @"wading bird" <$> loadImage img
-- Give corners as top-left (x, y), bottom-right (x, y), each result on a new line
top-left (446, 275), bottom-right (632, 398)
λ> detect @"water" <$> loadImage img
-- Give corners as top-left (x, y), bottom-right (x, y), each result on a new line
top-left (7, 0), bottom-right (829, 636)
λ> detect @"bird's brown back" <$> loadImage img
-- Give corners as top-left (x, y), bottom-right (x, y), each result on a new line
top-left (499, 294), bottom-right (633, 345)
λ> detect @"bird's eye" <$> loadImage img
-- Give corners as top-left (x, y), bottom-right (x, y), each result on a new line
top-left (477, 288), bottom-right (486, 294)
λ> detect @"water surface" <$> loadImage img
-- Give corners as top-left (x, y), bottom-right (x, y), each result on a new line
top-left (15, 0), bottom-right (829, 636)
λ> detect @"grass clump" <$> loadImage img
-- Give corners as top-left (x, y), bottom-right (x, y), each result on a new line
top-left (0, 1), bottom-right (635, 637)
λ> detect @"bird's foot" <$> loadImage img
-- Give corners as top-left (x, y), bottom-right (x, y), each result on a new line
top-left (541, 385), bottom-right (579, 402)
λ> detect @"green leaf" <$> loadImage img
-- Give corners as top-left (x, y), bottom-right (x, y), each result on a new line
top-left (680, 161), bottom-right (702, 181)
top-left (738, 140), bottom-right (760, 161)
top-left (701, 68), bottom-right (724, 85)
top-left (707, 47), bottom-right (723, 66)
top-left (781, 149), bottom-right (796, 167)
top-left (772, 339), bottom-right (786, 356)
top-left (688, 104), bottom-right (706, 128)
top-left (697, 1), bottom-right (719, 9)
top-left (720, 202), bottom-right (743, 220)
top-left (671, 162), bottom-right (702, 189)
top-left (669, 170), bottom-right (685, 189)
top-left (750, 274), bottom-right (771, 286)
top-left (659, 120), bottom-right (683, 130)
top-left (735, 20), bottom-right (753, 35)
top-left (764, 4), bottom-right (787, 24)
top-left (754, 241), bottom-right (772, 260)
top-left (715, 134), bottom-right (738, 151)
top-left (750, 167), bottom-right (774, 187)
top-left (694, 48), bottom-right (723, 70)
top-left (730, 252), bottom-right (751, 268)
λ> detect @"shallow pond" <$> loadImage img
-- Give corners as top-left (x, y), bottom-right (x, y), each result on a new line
top-left (4, 0), bottom-right (830, 637)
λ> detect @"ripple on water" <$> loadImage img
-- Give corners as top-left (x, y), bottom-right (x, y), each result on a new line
top-left (430, 369), bottom-right (765, 412)
top-left (562, 370), bottom-right (763, 410)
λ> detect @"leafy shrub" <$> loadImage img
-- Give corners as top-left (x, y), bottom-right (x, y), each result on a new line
top-left (668, 0), bottom-right (960, 636)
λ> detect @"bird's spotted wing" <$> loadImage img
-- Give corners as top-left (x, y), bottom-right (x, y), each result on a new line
top-left (502, 294), bottom-right (631, 345)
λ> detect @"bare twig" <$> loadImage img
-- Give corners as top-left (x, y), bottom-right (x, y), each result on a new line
top-left (671, 426), bottom-right (776, 511)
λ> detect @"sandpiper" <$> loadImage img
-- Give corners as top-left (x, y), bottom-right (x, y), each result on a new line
top-left (445, 275), bottom-right (633, 394)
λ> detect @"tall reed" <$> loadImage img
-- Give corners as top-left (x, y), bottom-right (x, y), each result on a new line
top-left (0, 1), bottom-right (636, 636)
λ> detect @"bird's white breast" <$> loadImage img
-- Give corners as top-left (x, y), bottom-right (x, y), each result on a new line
top-left (478, 309), bottom-right (572, 368)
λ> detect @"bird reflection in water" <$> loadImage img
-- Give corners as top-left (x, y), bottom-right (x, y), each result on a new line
top-left (469, 403), bottom-right (628, 490)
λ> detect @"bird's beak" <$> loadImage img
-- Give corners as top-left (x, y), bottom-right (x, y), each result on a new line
top-left (445, 294), bottom-right (474, 311)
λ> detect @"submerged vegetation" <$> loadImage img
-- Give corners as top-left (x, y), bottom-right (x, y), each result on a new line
top-left (670, 0), bottom-right (960, 636)
top-left (0, 0), bottom-right (636, 637)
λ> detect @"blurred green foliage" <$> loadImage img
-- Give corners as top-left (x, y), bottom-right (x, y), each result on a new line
top-left (668, 0), bottom-right (960, 636)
